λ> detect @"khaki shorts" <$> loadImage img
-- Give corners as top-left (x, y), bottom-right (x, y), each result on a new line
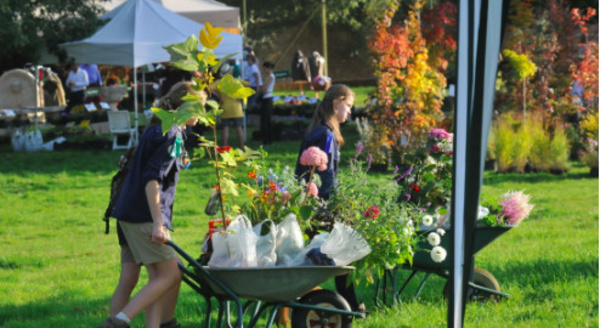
top-left (118, 221), bottom-right (176, 265)
top-left (120, 245), bottom-right (136, 264)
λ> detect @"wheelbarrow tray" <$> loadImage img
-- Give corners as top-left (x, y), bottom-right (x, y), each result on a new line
top-left (205, 266), bottom-right (354, 302)
top-left (409, 225), bottom-right (512, 271)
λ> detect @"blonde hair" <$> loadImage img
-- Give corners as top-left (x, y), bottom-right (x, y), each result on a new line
top-left (307, 84), bottom-right (354, 146)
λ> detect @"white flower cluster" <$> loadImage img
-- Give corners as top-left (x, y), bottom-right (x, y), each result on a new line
top-left (417, 212), bottom-right (449, 263)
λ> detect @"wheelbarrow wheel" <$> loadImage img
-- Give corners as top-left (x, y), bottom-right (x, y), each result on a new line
top-left (443, 267), bottom-right (501, 301)
top-left (291, 289), bottom-right (353, 328)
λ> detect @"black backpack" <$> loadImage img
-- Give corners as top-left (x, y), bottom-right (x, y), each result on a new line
top-left (103, 147), bottom-right (136, 234)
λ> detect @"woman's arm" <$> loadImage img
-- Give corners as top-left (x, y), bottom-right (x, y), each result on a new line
top-left (145, 179), bottom-right (166, 244)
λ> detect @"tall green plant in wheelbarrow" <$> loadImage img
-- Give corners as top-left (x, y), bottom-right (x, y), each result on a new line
top-left (151, 23), bottom-right (261, 222)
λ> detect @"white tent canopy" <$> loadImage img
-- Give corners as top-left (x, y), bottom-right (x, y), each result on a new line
top-left (61, 0), bottom-right (243, 67)
top-left (99, 0), bottom-right (240, 29)
top-left (60, 0), bottom-right (243, 145)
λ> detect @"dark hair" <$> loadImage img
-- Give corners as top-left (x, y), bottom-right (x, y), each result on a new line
top-left (263, 61), bottom-right (275, 69)
top-left (307, 84), bottom-right (354, 146)
top-left (151, 81), bottom-right (206, 125)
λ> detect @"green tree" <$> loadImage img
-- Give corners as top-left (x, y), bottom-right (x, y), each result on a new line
top-left (0, 0), bottom-right (106, 72)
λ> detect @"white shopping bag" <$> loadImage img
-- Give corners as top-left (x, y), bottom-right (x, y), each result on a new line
top-left (321, 222), bottom-right (371, 266)
top-left (208, 215), bottom-right (257, 267)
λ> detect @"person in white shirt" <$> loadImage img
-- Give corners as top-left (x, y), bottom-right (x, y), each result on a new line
top-left (246, 55), bottom-right (262, 109)
top-left (260, 61), bottom-right (275, 144)
top-left (65, 63), bottom-right (89, 113)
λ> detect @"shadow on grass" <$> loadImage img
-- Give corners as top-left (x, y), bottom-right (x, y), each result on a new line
top-left (487, 257), bottom-right (599, 288)
top-left (0, 149), bottom-right (122, 175)
top-left (483, 168), bottom-right (594, 185)
top-left (0, 293), bottom-right (110, 327)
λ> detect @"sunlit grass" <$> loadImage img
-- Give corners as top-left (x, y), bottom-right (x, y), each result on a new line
top-left (0, 122), bottom-right (597, 327)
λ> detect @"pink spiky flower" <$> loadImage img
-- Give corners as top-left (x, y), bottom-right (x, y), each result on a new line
top-left (300, 146), bottom-right (329, 172)
top-left (498, 190), bottom-right (534, 225)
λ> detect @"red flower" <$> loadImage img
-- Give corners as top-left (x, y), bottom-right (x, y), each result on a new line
top-left (411, 184), bottom-right (420, 192)
top-left (364, 206), bottom-right (380, 219)
top-left (216, 146), bottom-right (232, 153)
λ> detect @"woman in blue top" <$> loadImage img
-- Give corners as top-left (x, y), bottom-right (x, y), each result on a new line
top-left (100, 82), bottom-right (199, 328)
top-left (295, 84), bottom-right (364, 313)
top-left (295, 84), bottom-right (353, 199)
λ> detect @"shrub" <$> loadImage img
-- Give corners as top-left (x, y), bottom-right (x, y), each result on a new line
top-left (495, 116), bottom-right (514, 172)
top-left (528, 115), bottom-right (551, 172)
top-left (549, 124), bottom-right (570, 172)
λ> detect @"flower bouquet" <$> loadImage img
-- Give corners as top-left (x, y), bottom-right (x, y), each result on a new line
top-left (323, 144), bottom-right (430, 281)
top-left (479, 190), bottom-right (535, 227)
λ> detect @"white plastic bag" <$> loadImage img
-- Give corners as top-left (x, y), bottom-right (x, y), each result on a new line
top-left (275, 213), bottom-right (305, 266)
top-left (253, 220), bottom-right (277, 267)
top-left (24, 129), bottom-right (43, 152)
top-left (11, 130), bottom-right (25, 152)
top-left (321, 222), bottom-right (371, 266)
top-left (288, 232), bottom-right (329, 266)
top-left (208, 215), bottom-right (258, 267)
top-left (208, 230), bottom-right (229, 267)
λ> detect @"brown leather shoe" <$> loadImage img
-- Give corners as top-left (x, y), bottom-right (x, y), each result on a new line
top-left (98, 317), bottom-right (130, 328)
top-left (160, 318), bottom-right (181, 328)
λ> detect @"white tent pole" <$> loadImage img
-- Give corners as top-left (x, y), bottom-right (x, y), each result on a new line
top-left (451, 0), bottom-right (470, 326)
top-left (142, 70), bottom-right (146, 111)
top-left (134, 66), bottom-right (139, 145)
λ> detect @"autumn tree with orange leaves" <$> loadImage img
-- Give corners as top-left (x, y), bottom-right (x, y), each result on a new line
top-left (367, 0), bottom-right (456, 164)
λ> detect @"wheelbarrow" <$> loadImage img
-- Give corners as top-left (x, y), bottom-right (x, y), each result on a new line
top-left (375, 225), bottom-right (512, 306)
top-left (167, 240), bottom-right (366, 328)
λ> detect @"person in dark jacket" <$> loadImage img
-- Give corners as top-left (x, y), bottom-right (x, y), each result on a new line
top-left (99, 82), bottom-right (200, 328)
top-left (295, 84), bottom-right (365, 313)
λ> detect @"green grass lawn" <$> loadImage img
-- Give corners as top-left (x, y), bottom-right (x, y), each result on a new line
top-left (0, 122), bottom-right (597, 328)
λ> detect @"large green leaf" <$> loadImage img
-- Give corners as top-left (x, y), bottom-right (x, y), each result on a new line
top-left (151, 107), bottom-right (193, 135)
top-left (220, 177), bottom-right (239, 196)
top-left (164, 35), bottom-right (200, 71)
top-left (217, 74), bottom-right (255, 99)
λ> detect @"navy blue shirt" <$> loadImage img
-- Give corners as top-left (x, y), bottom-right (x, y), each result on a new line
top-left (295, 123), bottom-right (340, 199)
top-left (113, 124), bottom-right (181, 230)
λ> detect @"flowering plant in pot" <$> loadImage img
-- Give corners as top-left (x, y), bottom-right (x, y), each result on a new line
top-left (479, 190), bottom-right (535, 227)
top-left (324, 143), bottom-right (444, 282)
top-left (396, 128), bottom-right (453, 213)
top-left (240, 148), bottom-right (324, 229)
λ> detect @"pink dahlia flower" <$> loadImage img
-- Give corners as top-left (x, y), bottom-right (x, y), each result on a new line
top-left (306, 182), bottom-right (319, 198)
top-left (429, 128), bottom-right (453, 141)
top-left (300, 146), bottom-right (329, 171)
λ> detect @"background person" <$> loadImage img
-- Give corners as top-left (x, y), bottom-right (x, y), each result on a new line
top-left (64, 62), bottom-right (89, 113)
top-left (260, 61), bottom-right (276, 145)
top-left (245, 54), bottom-right (262, 109)
top-left (294, 84), bottom-right (364, 313)
top-left (81, 63), bottom-right (103, 103)
top-left (100, 82), bottom-right (201, 328)
top-left (211, 64), bottom-right (247, 148)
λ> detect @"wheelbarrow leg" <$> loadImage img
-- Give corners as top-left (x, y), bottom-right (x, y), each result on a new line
top-left (413, 273), bottom-right (431, 301)
top-left (246, 301), bottom-right (274, 328)
top-left (390, 267), bottom-right (400, 306)
top-left (216, 300), bottom-right (225, 328)
top-left (374, 273), bottom-right (383, 308)
top-left (203, 296), bottom-right (212, 328)
top-left (224, 300), bottom-right (245, 328)
top-left (225, 301), bottom-right (233, 328)
top-left (265, 304), bottom-right (280, 328)
top-left (395, 270), bottom-right (418, 301)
